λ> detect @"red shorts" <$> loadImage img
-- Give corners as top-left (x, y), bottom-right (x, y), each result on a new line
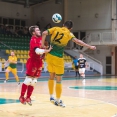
top-left (26, 58), bottom-right (43, 78)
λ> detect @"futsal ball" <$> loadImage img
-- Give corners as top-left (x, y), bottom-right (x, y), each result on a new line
top-left (52, 13), bottom-right (62, 23)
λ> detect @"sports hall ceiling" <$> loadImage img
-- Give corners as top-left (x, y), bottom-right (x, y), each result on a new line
top-left (0, 0), bottom-right (49, 7)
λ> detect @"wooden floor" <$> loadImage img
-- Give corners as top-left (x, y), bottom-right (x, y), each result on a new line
top-left (0, 76), bottom-right (117, 117)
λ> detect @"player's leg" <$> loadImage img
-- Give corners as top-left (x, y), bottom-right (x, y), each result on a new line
top-left (25, 60), bottom-right (42, 106)
top-left (54, 57), bottom-right (65, 107)
top-left (19, 77), bottom-right (33, 105)
top-left (27, 78), bottom-right (37, 98)
top-left (19, 58), bottom-right (33, 105)
top-left (11, 68), bottom-right (20, 84)
top-left (82, 68), bottom-right (86, 78)
top-left (25, 78), bottom-right (37, 106)
top-left (25, 70), bottom-right (41, 106)
top-left (55, 76), bottom-right (62, 101)
top-left (54, 74), bottom-right (65, 107)
top-left (48, 72), bottom-right (56, 102)
top-left (46, 54), bottom-right (56, 101)
top-left (75, 66), bottom-right (79, 77)
top-left (4, 67), bottom-right (11, 82)
top-left (78, 67), bottom-right (80, 77)
top-left (26, 85), bottom-right (34, 106)
top-left (75, 67), bottom-right (77, 77)
top-left (79, 68), bottom-right (83, 77)
top-left (79, 68), bottom-right (85, 78)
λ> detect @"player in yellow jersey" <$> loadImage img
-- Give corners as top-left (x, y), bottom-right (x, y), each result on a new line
top-left (4, 51), bottom-right (20, 85)
top-left (42, 20), bottom-right (96, 107)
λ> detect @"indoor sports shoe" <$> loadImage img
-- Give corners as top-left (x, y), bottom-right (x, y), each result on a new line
top-left (4, 80), bottom-right (8, 83)
top-left (25, 97), bottom-right (32, 106)
top-left (54, 100), bottom-right (66, 108)
top-left (19, 96), bottom-right (26, 105)
top-left (50, 97), bottom-right (55, 103)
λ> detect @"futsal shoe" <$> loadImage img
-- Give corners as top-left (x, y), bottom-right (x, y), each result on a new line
top-left (4, 80), bottom-right (8, 83)
top-left (54, 100), bottom-right (66, 108)
top-left (50, 97), bottom-right (55, 103)
top-left (19, 96), bottom-right (26, 105)
top-left (25, 97), bottom-right (32, 106)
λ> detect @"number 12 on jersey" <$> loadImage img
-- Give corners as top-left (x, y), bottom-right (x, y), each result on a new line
top-left (53, 32), bottom-right (64, 43)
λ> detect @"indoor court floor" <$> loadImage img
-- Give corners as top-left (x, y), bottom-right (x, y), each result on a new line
top-left (0, 76), bottom-right (117, 117)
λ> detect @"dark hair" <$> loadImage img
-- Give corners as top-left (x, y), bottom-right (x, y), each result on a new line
top-left (29, 25), bottom-right (39, 35)
top-left (64, 20), bottom-right (73, 29)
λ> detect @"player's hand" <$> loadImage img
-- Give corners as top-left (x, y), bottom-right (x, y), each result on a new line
top-left (44, 45), bottom-right (53, 53)
top-left (89, 46), bottom-right (96, 50)
top-left (48, 45), bottom-right (53, 51)
top-left (41, 45), bottom-right (46, 49)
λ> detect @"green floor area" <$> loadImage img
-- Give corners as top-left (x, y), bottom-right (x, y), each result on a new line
top-left (0, 98), bottom-right (20, 104)
top-left (69, 86), bottom-right (117, 90)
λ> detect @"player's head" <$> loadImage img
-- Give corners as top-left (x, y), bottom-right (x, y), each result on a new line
top-left (11, 51), bottom-right (15, 56)
top-left (80, 54), bottom-right (83, 58)
top-left (29, 25), bottom-right (41, 37)
top-left (63, 20), bottom-right (73, 30)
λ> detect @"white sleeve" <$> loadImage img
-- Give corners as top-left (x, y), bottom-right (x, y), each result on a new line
top-left (35, 48), bottom-right (45, 55)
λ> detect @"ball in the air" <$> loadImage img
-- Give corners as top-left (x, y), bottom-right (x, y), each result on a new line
top-left (52, 13), bottom-right (62, 23)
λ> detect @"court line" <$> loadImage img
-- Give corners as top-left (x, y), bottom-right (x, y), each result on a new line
top-left (67, 86), bottom-right (117, 108)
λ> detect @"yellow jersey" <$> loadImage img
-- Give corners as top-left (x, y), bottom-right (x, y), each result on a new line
top-left (8, 56), bottom-right (17, 68)
top-left (48, 27), bottom-right (75, 58)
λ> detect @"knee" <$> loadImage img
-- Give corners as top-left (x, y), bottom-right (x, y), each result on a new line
top-left (31, 79), bottom-right (37, 86)
top-left (24, 77), bottom-right (32, 85)
top-left (5, 70), bottom-right (9, 73)
top-left (56, 78), bottom-right (62, 83)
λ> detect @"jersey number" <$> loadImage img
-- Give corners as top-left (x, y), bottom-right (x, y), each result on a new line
top-left (53, 32), bottom-right (64, 43)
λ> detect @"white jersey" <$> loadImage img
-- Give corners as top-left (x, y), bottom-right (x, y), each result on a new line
top-left (78, 58), bottom-right (86, 68)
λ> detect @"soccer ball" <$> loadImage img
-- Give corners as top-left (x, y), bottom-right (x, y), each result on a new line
top-left (52, 13), bottom-right (62, 23)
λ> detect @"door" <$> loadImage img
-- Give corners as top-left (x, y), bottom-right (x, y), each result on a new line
top-left (115, 47), bottom-right (117, 75)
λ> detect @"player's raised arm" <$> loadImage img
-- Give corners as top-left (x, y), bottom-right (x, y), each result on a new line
top-left (42, 30), bottom-right (49, 48)
top-left (72, 38), bottom-right (96, 50)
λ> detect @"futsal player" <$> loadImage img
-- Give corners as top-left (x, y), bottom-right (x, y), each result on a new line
top-left (73, 56), bottom-right (80, 77)
top-left (4, 51), bottom-right (20, 85)
top-left (42, 20), bottom-right (96, 107)
top-left (19, 25), bottom-right (52, 106)
top-left (78, 54), bottom-right (87, 78)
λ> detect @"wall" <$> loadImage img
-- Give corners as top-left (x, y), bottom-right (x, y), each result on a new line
top-left (31, 0), bottom-right (64, 30)
top-left (88, 45), bottom-right (112, 75)
top-left (0, 2), bottom-right (31, 25)
top-left (0, 0), bottom-right (112, 29)
top-left (67, 0), bottom-right (112, 31)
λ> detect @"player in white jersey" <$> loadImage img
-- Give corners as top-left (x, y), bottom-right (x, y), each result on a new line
top-left (78, 54), bottom-right (87, 78)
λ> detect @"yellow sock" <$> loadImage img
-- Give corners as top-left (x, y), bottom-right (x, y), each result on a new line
top-left (14, 75), bottom-right (19, 82)
top-left (55, 83), bottom-right (62, 99)
top-left (5, 72), bottom-right (9, 80)
top-left (48, 80), bottom-right (54, 95)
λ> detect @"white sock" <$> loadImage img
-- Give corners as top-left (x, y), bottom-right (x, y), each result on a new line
top-left (82, 74), bottom-right (85, 78)
top-left (50, 95), bottom-right (54, 98)
top-left (56, 98), bottom-right (60, 103)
